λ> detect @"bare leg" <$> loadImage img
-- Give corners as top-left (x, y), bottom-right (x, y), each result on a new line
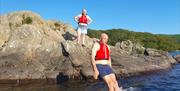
top-left (81, 33), bottom-right (85, 45)
top-left (77, 31), bottom-right (81, 44)
top-left (103, 75), bottom-right (115, 91)
top-left (109, 74), bottom-right (122, 91)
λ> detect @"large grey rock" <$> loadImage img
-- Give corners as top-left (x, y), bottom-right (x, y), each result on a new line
top-left (0, 11), bottom-right (177, 82)
top-left (60, 41), bottom-right (93, 78)
top-left (0, 11), bottom-right (73, 79)
top-left (145, 48), bottom-right (167, 57)
top-left (132, 43), bottom-right (145, 55)
top-left (174, 54), bottom-right (180, 63)
top-left (111, 47), bottom-right (177, 77)
top-left (120, 40), bottom-right (133, 54)
top-left (115, 40), bottom-right (145, 55)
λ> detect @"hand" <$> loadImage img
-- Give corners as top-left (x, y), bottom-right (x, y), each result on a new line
top-left (93, 70), bottom-right (99, 80)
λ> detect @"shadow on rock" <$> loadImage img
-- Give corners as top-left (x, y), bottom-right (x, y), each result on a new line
top-left (56, 72), bottom-right (69, 84)
top-left (62, 32), bottom-right (77, 41)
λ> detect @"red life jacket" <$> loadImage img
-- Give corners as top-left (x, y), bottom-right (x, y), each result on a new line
top-left (95, 42), bottom-right (110, 60)
top-left (79, 15), bottom-right (87, 24)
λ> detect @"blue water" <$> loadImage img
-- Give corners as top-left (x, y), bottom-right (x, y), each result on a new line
top-left (120, 64), bottom-right (180, 91)
top-left (120, 51), bottom-right (180, 91)
top-left (169, 51), bottom-right (180, 57)
top-left (0, 51), bottom-right (180, 91)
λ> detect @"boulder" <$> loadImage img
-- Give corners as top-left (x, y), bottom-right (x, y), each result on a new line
top-left (0, 11), bottom-right (70, 79)
top-left (111, 47), bottom-right (177, 77)
top-left (115, 40), bottom-right (145, 55)
top-left (0, 11), bottom-right (177, 82)
top-left (115, 40), bottom-right (133, 55)
top-left (174, 54), bottom-right (180, 63)
top-left (145, 48), bottom-right (167, 57)
top-left (132, 43), bottom-right (145, 55)
top-left (120, 40), bottom-right (133, 54)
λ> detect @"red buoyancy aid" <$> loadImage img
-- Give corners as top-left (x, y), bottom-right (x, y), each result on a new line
top-left (79, 15), bottom-right (88, 24)
top-left (95, 42), bottom-right (110, 60)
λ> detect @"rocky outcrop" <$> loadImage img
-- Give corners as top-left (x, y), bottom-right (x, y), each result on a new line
top-left (118, 40), bottom-right (133, 54)
top-left (0, 11), bottom-right (177, 83)
top-left (0, 11), bottom-right (81, 80)
top-left (115, 40), bottom-right (145, 55)
top-left (174, 54), bottom-right (180, 63)
top-left (110, 46), bottom-right (177, 77)
top-left (145, 48), bottom-right (167, 57)
top-left (132, 43), bottom-right (145, 55)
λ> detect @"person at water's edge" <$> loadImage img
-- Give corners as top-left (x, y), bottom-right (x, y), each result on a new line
top-left (91, 33), bottom-right (123, 91)
top-left (74, 9), bottom-right (92, 47)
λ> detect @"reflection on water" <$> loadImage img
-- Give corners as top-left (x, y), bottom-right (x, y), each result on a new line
top-left (0, 80), bottom-right (108, 91)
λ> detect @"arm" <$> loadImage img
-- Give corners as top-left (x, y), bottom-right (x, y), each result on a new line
top-left (108, 56), bottom-right (112, 67)
top-left (107, 45), bottom-right (112, 67)
top-left (91, 42), bottom-right (99, 79)
top-left (87, 15), bottom-right (93, 25)
top-left (74, 15), bottom-right (80, 23)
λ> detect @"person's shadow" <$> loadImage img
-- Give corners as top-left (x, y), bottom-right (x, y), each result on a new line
top-left (62, 32), bottom-right (77, 41)
top-left (56, 72), bottom-right (69, 84)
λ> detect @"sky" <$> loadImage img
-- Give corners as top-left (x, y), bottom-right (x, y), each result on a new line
top-left (0, 0), bottom-right (180, 34)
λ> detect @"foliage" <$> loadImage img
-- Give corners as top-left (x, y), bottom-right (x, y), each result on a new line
top-left (22, 16), bottom-right (33, 24)
top-left (87, 29), bottom-right (180, 51)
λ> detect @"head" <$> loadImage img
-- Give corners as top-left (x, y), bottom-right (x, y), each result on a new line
top-left (82, 9), bottom-right (87, 15)
top-left (100, 33), bottom-right (109, 44)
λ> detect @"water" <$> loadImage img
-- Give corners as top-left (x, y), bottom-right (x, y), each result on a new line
top-left (169, 51), bottom-right (180, 57)
top-left (120, 64), bottom-right (180, 91)
top-left (0, 51), bottom-right (180, 91)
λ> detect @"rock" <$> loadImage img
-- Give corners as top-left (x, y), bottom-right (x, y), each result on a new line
top-left (0, 11), bottom-right (71, 80)
top-left (145, 48), bottom-right (167, 57)
top-left (120, 40), bottom-right (133, 54)
top-left (0, 24), bottom-right (10, 49)
top-left (115, 40), bottom-right (132, 55)
top-left (115, 40), bottom-right (145, 55)
top-left (174, 54), bottom-right (180, 63)
top-left (0, 11), bottom-right (177, 82)
top-left (111, 45), bottom-right (177, 77)
top-left (60, 41), bottom-right (93, 78)
top-left (6, 11), bottom-right (45, 29)
top-left (81, 65), bottom-right (93, 79)
top-left (132, 43), bottom-right (145, 55)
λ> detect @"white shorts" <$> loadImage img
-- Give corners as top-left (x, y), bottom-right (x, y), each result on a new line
top-left (77, 24), bottom-right (88, 34)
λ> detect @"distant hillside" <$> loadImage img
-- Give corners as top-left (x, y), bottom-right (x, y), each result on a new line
top-left (157, 34), bottom-right (180, 43)
top-left (87, 29), bottom-right (180, 51)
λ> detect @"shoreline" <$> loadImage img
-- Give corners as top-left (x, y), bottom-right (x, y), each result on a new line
top-left (0, 63), bottom-right (178, 86)
top-left (0, 11), bottom-right (179, 88)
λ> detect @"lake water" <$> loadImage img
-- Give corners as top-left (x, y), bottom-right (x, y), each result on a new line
top-left (0, 51), bottom-right (180, 91)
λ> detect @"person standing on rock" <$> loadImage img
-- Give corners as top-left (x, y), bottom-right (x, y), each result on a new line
top-left (91, 33), bottom-right (122, 91)
top-left (74, 9), bottom-right (92, 47)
